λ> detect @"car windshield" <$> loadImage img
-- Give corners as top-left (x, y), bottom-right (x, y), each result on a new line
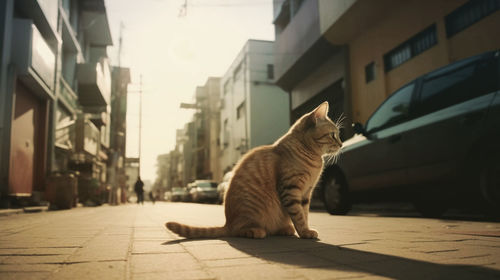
top-left (172, 187), bottom-right (184, 193)
top-left (365, 82), bottom-right (415, 133)
top-left (198, 182), bottom-right (217, 189)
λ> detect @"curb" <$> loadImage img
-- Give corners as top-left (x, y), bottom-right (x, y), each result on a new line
top-left (0, 206), bottom-right (49, 217)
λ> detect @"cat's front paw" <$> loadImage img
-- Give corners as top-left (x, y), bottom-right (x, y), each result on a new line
top-left (299, 229), bottom-right (318, 239)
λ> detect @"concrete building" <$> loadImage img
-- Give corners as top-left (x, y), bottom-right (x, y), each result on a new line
top-left (0, 0), bottom-right (115, 206)
top-left (193, 77), bottom-right (221, 182)
top-left (219, 40), bottom-right (290, 175)
top-left (108, 66), bottom-right (131, 204)
top-left (273, 0), bottom-right (500, 133)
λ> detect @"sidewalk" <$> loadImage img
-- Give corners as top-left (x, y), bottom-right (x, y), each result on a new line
top-left (0, 202), bottom-right (499, 279)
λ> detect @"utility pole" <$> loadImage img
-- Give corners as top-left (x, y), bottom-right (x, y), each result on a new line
top-left (179, 0), bottom-right (188, 17)
top-left (138, 74), bottom-right (143, 177)
top-left (118, 21), bottom-right (124, 68)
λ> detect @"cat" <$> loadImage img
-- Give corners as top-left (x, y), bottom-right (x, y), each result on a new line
top-left (166, 101), bottom-right (342, 239)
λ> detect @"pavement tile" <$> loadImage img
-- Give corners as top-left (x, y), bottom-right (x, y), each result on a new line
top-left (349, 258), bottom-right (498, 280)
top-left (203, 257), bottom-right (267, 267)
top-left (67, 235), bottom-right (131, 262)
top-left (133, 270), bottom-right (215, 280)
top-left (0, 264), bottom-right (60, 272)
top-left (0, 247), bottom-right (78, 256)
top-left (257, 251), bottom-right (333, 269)
top-left (179, 239), bottom-right (228, 247)
top-left (207, 263), bottom-right (304, 280)
top-left (134, 230), bottom-right (168, 239)
top-left (2, 255), bottom-right (69, 264)
top-left (185, 243), bottom-right (251, 260)
top-left (50, 261), bottom-right (126, 280)
top-left (0, 272), bottom-right (51, 280)
top-left (131, 252), bottom-right (202, 273)
top-left (290, 266), bottom-right (377, 280)
top-left (133, 240), bottom-right (185, 254)
top-left (306, 246), bottom-right (392, 265)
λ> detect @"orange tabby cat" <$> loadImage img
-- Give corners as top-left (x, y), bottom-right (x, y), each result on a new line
top-left (166, 101), bottom-right (342, 239)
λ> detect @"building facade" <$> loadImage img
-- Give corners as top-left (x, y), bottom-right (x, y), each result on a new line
top-left (273, 0), bottom-right (500, 134)
top-left (219, 40), bottom-right (290, 176)
top-left (0, 0), bottom-right (117, 207)
top-left (108, 66), bottom-right (131, 204)
top-left (193, 77), bottom-right (221, 182)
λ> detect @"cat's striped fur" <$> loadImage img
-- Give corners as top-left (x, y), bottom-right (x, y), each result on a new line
top-left (166, 102), bottom-right (342, 239)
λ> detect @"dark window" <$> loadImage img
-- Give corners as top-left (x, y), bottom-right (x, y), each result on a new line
top-left (267, 64), bottom-right (274, 80)
top-left (274, 0), bottom-right (291, 34)
top-left (291, 0), bottom-right (304, 17)
top-left (365, 62), bottom-right (375, 83)
top-left (418, 54), bottom-right (499, 115)
top-left (445, 0), bottom-right (500, 38)
top-left (223, 80), bottom-right (230, 95)
top-left (236, 102), bottom-right (246, 120)
top-left (384, 25), bottom-right (437, 72)
top-left (273, 0), bottom-right (304, 35)
top-left (366, 82), bottom-right (415, 133)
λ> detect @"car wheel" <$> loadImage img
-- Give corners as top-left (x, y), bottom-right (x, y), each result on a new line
top-left (480, 164), bottom-right (500, 218)
top-left (321, 172), bottom-right (350, 215)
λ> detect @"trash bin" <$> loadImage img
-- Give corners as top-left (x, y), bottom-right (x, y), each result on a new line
top-left (45, 173), bottom-right (78, 209)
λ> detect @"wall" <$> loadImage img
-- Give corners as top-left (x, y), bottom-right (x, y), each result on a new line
top-left (290, 50), bottom-right (345, 110)
top-left (347, 0), bottom-right (500, 123)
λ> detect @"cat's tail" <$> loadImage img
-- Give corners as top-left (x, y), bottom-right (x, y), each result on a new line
top-left (165, 222), bottom-right (229, 238)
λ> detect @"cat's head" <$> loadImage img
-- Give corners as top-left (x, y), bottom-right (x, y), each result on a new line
top-left (293, 101), bottom-right (342, 156)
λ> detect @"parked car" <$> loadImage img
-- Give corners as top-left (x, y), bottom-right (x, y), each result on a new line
top-left (170, 187), bottom-right (189, 202)
top-left (318, 50), bottom-right (500, 218)
top-left (163, 191), bottom-right (172, 201)
top-left (217, 171), bottom-right (233, 204)
top-left (188, 180), bottom-right (219, 203)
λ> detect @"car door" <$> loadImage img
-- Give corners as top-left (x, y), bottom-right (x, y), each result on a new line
top-left (404, 53), bottom-right (499, 185)
top-left (342, 82), bottom-right (416, 192)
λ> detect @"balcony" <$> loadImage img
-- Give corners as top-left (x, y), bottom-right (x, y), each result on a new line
top-left (15, 0), bottom-right (60, 48)
top-left (76, 58), bottom-right (111, 107)
top-left (75, 117), bottom-right (100, 157)
top-left (11, 19), bottom-right (56, 99)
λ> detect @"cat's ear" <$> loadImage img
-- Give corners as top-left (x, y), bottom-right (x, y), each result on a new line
top-left (312, 101), bottom-right (329, 120)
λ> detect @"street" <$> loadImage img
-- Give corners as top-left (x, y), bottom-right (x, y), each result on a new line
top-left (0, 202), bottom-right (499, 280)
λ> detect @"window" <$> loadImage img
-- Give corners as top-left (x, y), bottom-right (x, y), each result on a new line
top-left (55, 105), bottom-right (75, 149)
top-left (384, 25), bottom-right (437, 71)
top-left (267, 64), bottom-right (274, 80)
top-left (365, 62), bottom-right (375, 83)
top-left (446, 0), bottom-right (499, 38)
top-left (418, 54), bottom-right (499, 115)
top-left (223, 119), bottom-right (229, 148)
top-left (223, 80), bottom-right (231, 95)
top-left (236, 102), bottom-right (246, 120)
top-left (366, 83), bottom-right (415, 133)
top-left (273, 0), bottom-right (304, 35)
top-left (234, 62), bottom-right (243, 82)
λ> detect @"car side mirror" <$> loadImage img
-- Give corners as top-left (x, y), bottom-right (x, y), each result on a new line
top-left (352, 122), bottom-right (366, 135)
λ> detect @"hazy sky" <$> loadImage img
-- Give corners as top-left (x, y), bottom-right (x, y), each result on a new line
top-left (105, 0), bottom-right (275, 181)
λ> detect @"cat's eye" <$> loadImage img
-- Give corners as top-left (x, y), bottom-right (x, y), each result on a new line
top-left (330, 132), bottom-right (336, 139)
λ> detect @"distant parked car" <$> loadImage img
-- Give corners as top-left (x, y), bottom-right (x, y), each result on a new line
top-left (163, 191), bottom-right (172, 201)
top-left (188, 180), bottom-right (219, 203)
top-left (170, 187), bottom-right (188, 202)
top-left (318, 50), bottom-right (500, 218)
top-left (217, 171), bottom-right (233, 204)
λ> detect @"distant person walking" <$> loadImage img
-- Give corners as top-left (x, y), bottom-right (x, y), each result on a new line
top-left (134, 176), bottom-right (144, 205)
top-left (149, 191), bottom-right (156, 205)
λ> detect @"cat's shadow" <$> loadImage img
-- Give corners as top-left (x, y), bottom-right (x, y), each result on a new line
top-left (162, 236), bottom-right (499, 279)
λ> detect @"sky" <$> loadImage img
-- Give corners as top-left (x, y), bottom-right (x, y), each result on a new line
top-left (105, 0), bottom-right (276, 182)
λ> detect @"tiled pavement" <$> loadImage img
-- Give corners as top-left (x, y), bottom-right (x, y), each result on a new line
top-left (0, 202), bottom-right (499, 279)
